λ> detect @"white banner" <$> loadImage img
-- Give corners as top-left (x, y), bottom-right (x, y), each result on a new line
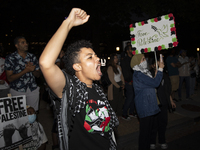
top-left (0, 95), bottom-right (32, 150)
top-left (130, 13), bottom-right (178, 55)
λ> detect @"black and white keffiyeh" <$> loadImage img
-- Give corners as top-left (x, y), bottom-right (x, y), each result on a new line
top-left (49, 73), bottom-right (119, 150)
top-left (68, 75), bottom-right (119, 149)
top-left (132, 64), bottom-right (153, 78)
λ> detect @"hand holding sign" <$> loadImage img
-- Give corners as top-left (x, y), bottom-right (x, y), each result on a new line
top-left (159, 56), bottom-right (165, 69)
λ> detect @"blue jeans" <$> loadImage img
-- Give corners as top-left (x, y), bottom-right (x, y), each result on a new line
top-left (178, 76), bottom-right (190, 99)
top-left (122, 82), bottom-right (135, 116)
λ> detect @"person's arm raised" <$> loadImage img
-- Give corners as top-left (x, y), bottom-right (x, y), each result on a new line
top-left (39, 8), bottom-right (90, 98)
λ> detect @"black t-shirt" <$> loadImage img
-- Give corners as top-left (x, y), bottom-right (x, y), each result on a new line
top-left (69, 86), bottom-right (111, 150)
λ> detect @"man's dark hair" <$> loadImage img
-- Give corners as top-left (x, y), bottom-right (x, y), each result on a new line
top-left (14, 36), bottom-right (25, 45)
top-left (63, 40), bottom-right (93, 75)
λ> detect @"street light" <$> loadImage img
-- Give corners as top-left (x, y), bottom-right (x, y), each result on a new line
top-left (116, 47), bottom-right (120, 51)
top-left (197, 48), bottom-right (199, 59)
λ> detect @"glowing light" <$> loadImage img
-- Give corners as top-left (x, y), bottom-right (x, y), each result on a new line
top-left (108, 57), bottom-right (110, 60)
top-left (116, 47), bottom-right (120, 51)
top-left (197, 48), bottom-right (199, 51)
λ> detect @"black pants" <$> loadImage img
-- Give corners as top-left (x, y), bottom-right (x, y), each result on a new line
top-left (139, 115), bottom-right (155, 150)
top-left (150, 105), bottom-right (168, 144)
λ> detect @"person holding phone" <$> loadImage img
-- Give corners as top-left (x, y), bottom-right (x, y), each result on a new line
top-left (130, 54), bottom-right (164, 150)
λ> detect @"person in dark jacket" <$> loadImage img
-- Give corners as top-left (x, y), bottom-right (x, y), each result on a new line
top-left (121, 45), bottom-right (136, 120)
top-left (130, 54), bottom-right (164, 150)
top-left (150, 58), bottom-right (176, 150)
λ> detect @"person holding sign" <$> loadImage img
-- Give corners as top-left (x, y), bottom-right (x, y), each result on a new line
top-left (150, 57), bottom-right (176, 150)
top-left (5, 37), bottom-right (40, 111)
top-left (13, 106), bottom-right (47, 150)
top-left (39, 8), bottom-right (118, 150)
top-left (130, 54), bottom-right (164, 150)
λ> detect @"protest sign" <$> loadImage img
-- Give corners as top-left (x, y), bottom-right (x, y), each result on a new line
top-left (130, 13), bottom-right (178, 55)
top-left (0, 95), bottom-right (32, 150)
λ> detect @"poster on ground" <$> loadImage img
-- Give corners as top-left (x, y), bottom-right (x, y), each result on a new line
top-left (0, 95), bottom-right (32, 150)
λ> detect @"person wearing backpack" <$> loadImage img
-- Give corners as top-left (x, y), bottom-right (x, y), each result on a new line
top-left (39, 8), bottom-right (118, 150)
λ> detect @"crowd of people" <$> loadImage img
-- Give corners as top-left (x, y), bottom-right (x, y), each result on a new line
top-left (1, 8), bottom-right (200, 150)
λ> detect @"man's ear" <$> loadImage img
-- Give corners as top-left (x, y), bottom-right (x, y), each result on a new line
top-left (15, 44), bottom-right (18, 49)
top-left (73, 63), bottom-right (82, 72)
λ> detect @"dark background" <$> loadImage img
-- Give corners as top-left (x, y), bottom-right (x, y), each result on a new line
top-left (0, 0), bottom-right (200, 57)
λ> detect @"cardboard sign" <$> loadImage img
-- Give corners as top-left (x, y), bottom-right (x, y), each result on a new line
top-left (130, 13), bottom-right (178, 55)
top-left (0, 95), bottom-right (32, 150)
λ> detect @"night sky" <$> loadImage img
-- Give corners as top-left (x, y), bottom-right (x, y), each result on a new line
top-left (1, 0), bottom-right (200, 57)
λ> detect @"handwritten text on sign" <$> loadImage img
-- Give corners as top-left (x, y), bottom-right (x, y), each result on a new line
top-left (130, 14), bottom-right (178, 55)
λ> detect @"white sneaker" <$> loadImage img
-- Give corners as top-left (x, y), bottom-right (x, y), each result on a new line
top-left (150, 144), bottom-right (156, 150)
top-left (160, 143), bottom-right (168, 149)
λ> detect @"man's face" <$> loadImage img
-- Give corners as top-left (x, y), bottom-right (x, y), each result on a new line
top-left (126, 46), bottom-right (133, 56)
top-left (75, 48), bottom-right (102, 81)
top-left (15, 38), bottom-right (28, 52)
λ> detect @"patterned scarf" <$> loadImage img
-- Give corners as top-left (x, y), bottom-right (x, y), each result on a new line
top-left (132, 64), bottom-right (153, 78)
top-left (66, 75), bottom-right (119, 149)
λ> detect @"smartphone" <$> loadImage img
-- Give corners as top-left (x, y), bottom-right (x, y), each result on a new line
top-left (160, 54), bottom-right (163, 62)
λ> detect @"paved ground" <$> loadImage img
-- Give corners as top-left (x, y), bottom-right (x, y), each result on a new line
top-left (38, 82), bottom-right (200, 150)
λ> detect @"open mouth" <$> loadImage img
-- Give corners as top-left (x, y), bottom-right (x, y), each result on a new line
top-left (96, 64), bottom-right (102, 76)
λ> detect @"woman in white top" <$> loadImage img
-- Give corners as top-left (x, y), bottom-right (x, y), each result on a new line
top-left (107, 54), bottom-right (125, 117)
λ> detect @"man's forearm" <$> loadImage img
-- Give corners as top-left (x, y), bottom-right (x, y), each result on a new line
top-left (7, 70), bottom-right (27, 83)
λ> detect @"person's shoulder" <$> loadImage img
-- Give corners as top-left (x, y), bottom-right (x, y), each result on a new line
top-left (107, 66), bottom-right (112, 70)
top-left (133, 70), bottom-right (141, 76)
top-left (0, 57), bottom-right (5, 60)
top-left (6, 51), bottom-right (16, 57)
top-left (5, 52), bottom-right (16, 61)
top-left (117, 65), bottom-right (122, 69)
